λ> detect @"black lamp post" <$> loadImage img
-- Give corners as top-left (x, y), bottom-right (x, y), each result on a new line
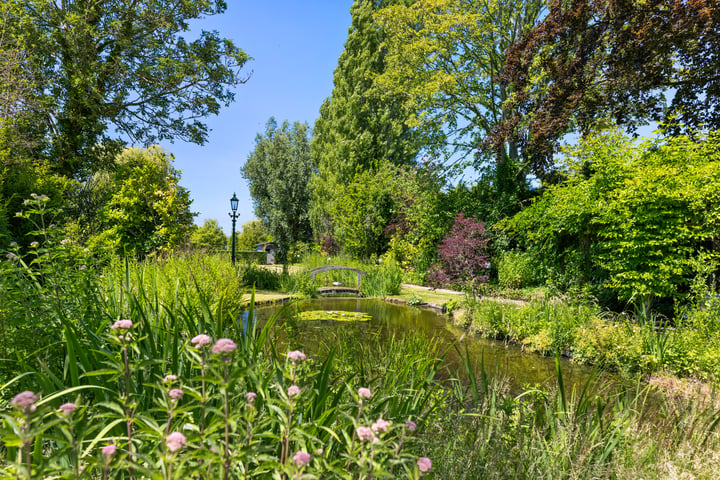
top-left (229, 193), bottom-right (239, 265)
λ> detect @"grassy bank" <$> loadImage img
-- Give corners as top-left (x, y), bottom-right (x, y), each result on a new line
top-left (3, 251), bottom-right (720, 478)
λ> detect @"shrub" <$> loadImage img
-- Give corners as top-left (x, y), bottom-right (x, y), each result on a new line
top-left (497, 250), bottom-right (543, 289)
top-left (427, 213), bottom-right (489, 292)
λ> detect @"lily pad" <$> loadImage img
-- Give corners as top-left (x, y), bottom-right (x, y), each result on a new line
top-left (298, 310), bottom-right (371, 322)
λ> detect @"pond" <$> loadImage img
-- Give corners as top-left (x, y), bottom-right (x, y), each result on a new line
top-left (249, 298), bottom-right (601, 392)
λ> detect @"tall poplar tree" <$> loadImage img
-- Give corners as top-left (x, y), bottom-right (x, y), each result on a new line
top-left (310, 0), bottom-right (419, 250)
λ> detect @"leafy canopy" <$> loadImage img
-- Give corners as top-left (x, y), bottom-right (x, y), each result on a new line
top-left (86, 146), bottom-right (195, 258)
top-left (498, 0), bottom-right (720, 165)
top-left (241, 118), bottom-right (313, 263)
top-left (3, 0), bottom-right (249, 178)
top-left (505, 129), bottom-right (720, 305)
top-left (375, 0), bottom-right (543, 171)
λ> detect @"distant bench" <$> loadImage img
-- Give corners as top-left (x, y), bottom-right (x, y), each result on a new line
top-left (309, 266), bottom-right (367, 291)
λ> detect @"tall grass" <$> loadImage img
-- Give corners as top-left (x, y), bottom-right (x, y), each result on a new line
top-left (425, 351), bottom-right (720, 479)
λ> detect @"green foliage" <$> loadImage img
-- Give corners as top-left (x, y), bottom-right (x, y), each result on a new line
top-left (242, 118), bottom-right (313, 264)
top-left (0, 153), bottom-right (77, 248)
top-left (497, 250), bottom-right (543, 289)
top-left (327, 168), bottom-right (395, 259)
top-left (4, 0), bottom-right (249, 178)
top-left (359, 259), bottom-right (404, 297)
top-left (375, 0), bottom-right (544, 176)
top-left (310, 0), bottom-right (419, 250)
top-left (0, 194), bottom-right (101, 384)
top-left (504, 130), bottom-right (720, 307)
top-left (85, 146), bottom-right (195, 259)
top-left (190, 219), bottom-right (227, 251)
top-left (235, 219), bottom-right (272, 252)
top-left (311, 0), bottom-right (418, 185)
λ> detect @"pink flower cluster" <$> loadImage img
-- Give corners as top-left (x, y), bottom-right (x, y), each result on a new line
top-left (355, 426), bottom-right (373, 442)
top-left (166, 432), bottom-right (186, 453)
top-left (293, 450), bottom-right (311, 467)
top-left (11, 391), bottom-right (38, 413)
top-left (191, 334), bottom-right (211, 348)
top-left (246, 392), bottom-right (257, 404)
top-left (372, 418), bottom-right (391, 434)
top-left (358, 387), bottom-right (371, 400)
top-left (288, 385), bottom-right (301, 397)
top-left (212, 338), bottom-right (237, 354)
top-left (405, 420), bottom-right (417, 432)
top-left (59, 402), bottom-right (77, 416)
top-left (286, 350), bottom-right (306, 363)
top-left (111, 319), bottom-right (133, 330)
top-left (417, 457), bottom-right (432, 473)
top-left (102, 444), bottom-right (116, 457)
top-left (169, 389), bottom-right (183, 401)
top-left (163, 374), bottom-right (178, 383)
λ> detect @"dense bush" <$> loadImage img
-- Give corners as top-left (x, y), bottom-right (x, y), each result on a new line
top-left (427, 213), bottom-right (490, 293)
top-left (504, 130), bottom-right (720, 310)
top-left (496, 250), bottom-right (543, 289)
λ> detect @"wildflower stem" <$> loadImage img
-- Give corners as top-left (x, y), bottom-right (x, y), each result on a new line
top-left (122, 339), bottom-right (135, 480)
top-left (223, 363), bottom-right (230, 480)
top-left (200, 353), bottom-right (206, 436)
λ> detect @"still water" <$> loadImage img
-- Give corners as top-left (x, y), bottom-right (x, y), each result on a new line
top-left (250, 298), bottom-right (599, 391)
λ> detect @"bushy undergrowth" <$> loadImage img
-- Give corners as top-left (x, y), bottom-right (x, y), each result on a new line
top-left (428, 356), bottom-right (720, 479)
top-left (4, 204), bottom-right (720, 478)
top-left (460, 293), bottom-right (720, 380)
top-left (1, 310), bottom-right (440, 479)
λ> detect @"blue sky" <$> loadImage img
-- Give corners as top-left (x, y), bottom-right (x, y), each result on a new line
top-left (159, 1), bottom-right (354, 235)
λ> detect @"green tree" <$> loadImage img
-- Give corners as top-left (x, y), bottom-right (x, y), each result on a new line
top-left (235, 219), bottom-right (271, 251)
top-left (375, 0), bottom-right (543, 174)
top-left (3, 0), bottom-right (248, 179)
top-left (241, 119), bottom-right (313, 264)
top-left (87, 146), bottom-right (195, 258)
top-left (191, 219), bottom-right (227, 251)
top-left (499, 0), bottom-right (720, 166)
top-left (310, 0), bottom-right (420, 245)
top-left (504, 129), bottom-right (720, 309)
top-left (328, 167), bottom-right (396, 259)
top-left (312, 0), bottom-right (419, 183)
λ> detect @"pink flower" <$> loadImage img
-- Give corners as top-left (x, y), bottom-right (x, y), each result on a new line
top-left (101, 444), bottom-right (116, 457)
top-left (169, 389), bottom-right (183, 400)
top-left (417, 457), bottom-right (432, 473)
top-left (59, 402), bottom-right (77, 416)
top-left (6, 253), bottom-right (16, 260)
top-left (191, 334), bottom-right (211, 347)
top-left (211, 338), bottom-right (237, 354)
top-left (111, 319), bottom-right (133, 330)
top-left (166, 432), bottom-right (186, 453)
top-left (405, 420), bottom-right (417, 432)
top-left (288, 385), bottom-right (301, 397)
top-left (287, 350), bottom-right (306, 363)
top-left (356, 426), bottom-right (373, 442)
top-left (293, 450), bottom-right (311, 467)
top-left (358, 387), bottom-right (371, 399)
top-left (163, 374), bottom-right (177, 383)
top-left (372, 418), bottom-right (391, 434)
top-left (246, 392), bottom-right (257, 403)
top-left (11, 391), bottom-right (38, 413)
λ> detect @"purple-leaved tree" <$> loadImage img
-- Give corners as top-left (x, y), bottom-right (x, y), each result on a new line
top-left (428, 213), bottom-right (489, 293)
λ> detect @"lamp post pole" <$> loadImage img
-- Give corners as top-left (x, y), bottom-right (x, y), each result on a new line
top-left (229, 193), bottom-right (239, 266)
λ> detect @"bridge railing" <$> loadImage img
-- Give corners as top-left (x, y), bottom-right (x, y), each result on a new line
top-left (309, 266), bottom-right (367, 290)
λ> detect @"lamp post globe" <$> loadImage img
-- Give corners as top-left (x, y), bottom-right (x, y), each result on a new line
top-left (229, 193), bottom-right (239, 265)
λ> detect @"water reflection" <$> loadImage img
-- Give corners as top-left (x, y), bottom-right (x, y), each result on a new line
top-left (250, 298), bottom-right (600, 392)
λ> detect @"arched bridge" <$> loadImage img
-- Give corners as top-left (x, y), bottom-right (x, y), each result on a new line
top-left (309, 266), bottom-right (367, 294)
